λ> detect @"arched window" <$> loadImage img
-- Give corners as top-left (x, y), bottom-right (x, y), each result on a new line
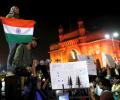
top-left (69, 50), bottom-right (78, 62)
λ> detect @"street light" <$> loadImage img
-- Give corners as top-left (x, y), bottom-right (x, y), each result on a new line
top-left (105, 32), bottom-right (119, 39)
top-left (105, 32), bottom-right (119, 59)
top-left (105, 34), bottom-right (110, 39)
top-left (113, 32), bottom-right (119, 38)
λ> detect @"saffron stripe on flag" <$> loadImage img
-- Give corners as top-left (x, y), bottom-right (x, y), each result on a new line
top-left (1, 17), bottom-right (35, 28)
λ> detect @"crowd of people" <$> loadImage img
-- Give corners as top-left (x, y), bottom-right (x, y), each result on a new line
top-left (0, 5), bottom-right (120, 100)
top-left (89, 64), bottom-right (120, 100)
top-left (0, 5), bottom-right (53, 100)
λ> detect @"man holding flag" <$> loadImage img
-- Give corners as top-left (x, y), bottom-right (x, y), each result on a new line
top-left (0, 6), bottom-right (38, 100)
top-left (6, 6), bottom-right (20, 74)
top-left (0, 6), bottom-right (35, 75)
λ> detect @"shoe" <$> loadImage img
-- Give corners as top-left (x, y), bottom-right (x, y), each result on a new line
top-left (6, 71), bottom-right (15, 77)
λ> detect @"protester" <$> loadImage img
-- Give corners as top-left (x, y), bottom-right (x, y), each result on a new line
top-left (99, 78), bottom-right (114, 100)
top-left (12, 37), bottom-right (37, 71)
top-left (6, 6), bottom-right (20, 75)
top-left (12, 37), bottom-right (38, 100)
top-left (35, 59), bottom-right (50, 100)
top-left (111, 75), bottom-right (120, 100)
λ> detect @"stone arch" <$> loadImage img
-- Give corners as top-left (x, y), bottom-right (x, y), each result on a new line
top-left (68, 49), bottom-right (79, 62)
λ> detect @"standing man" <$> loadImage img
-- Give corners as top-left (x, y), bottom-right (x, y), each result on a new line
top-left (12, 37), bottom-right (38, 71)
top-left (6, 6), bottom-right (20, 73)
top-left (5, 37), bottom-right (38, 100)
top-left (12, 37), bottom-right (38, 99)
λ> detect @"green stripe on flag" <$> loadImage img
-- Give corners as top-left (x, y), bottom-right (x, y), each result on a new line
top-left (5, 34), bottom-right (33, 43)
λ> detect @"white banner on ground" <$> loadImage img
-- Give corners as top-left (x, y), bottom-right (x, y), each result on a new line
top-left (50, 61), bottom-right (89, 90)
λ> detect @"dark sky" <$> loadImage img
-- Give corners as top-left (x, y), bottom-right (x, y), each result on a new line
top-left (0, 0), bottom-right (120, 65)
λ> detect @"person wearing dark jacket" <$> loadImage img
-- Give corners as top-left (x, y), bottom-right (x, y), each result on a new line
top-left (35, 60), bottom-right (50, 100)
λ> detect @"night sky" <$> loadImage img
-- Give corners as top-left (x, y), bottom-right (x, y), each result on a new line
top-left (0, 0), bottom-right (120, 65)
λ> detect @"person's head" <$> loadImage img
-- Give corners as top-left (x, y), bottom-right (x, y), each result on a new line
top-left (33, 58), bottom-right (39, 64)
top-left (9, 6), bottom-right (19, 15)
top-left (30, 37), bottom-right (38, 48)
top-left (45, 59), bottom-right (51, 65)
top-left (99, 78), bottom-right (111, 90)
top-left (26, 37), bottom-right (37, 49)
top-left (39, 60), bottom-right (45, 65)
top-left (113, 75), bottom-right (120, 84)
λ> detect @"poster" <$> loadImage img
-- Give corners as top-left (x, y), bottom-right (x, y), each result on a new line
top-left (50, 61), bottom-right (89, 90)
top-left (102, 52), bottom-right (107, 67)
top-left (78, 55), bottom-right (97, 75)
top-left (106, 54), bottom-right (116, 67)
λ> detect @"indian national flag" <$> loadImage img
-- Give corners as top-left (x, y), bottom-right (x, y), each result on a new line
top-left (1, 17), bottom-right (35, 43)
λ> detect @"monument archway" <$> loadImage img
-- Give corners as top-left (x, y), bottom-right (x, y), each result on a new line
top-left (68, 49), bottom-right (79, 62)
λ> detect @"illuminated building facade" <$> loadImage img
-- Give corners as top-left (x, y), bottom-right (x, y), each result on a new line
top-left (49, 19), bottom-right (120, 67)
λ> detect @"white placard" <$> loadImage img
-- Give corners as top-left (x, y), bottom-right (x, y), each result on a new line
top-left (106, 54), bottom-right (116, 67)
top-left (87, 59), bottom-right (97, 75)
top-left (50, 61), bottom-right (89, 90)
top-left (78, 55), bottom-right (97, 75)
top-left (102, 53), bottom-right (107, 67)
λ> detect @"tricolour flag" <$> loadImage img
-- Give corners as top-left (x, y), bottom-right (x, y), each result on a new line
top-left (1, 17), bottom-right (35, 43)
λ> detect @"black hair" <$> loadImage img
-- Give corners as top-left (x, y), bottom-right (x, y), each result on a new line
top-left (114, 75), bottom-right (120, 79)
top-left (99, 78), bottom-right (111, 88)
top-left (32, 37), bottom-right (38, 42)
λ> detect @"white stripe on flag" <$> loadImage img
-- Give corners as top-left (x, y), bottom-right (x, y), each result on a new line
top-left (3, 24), bottom-right (34, 35)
